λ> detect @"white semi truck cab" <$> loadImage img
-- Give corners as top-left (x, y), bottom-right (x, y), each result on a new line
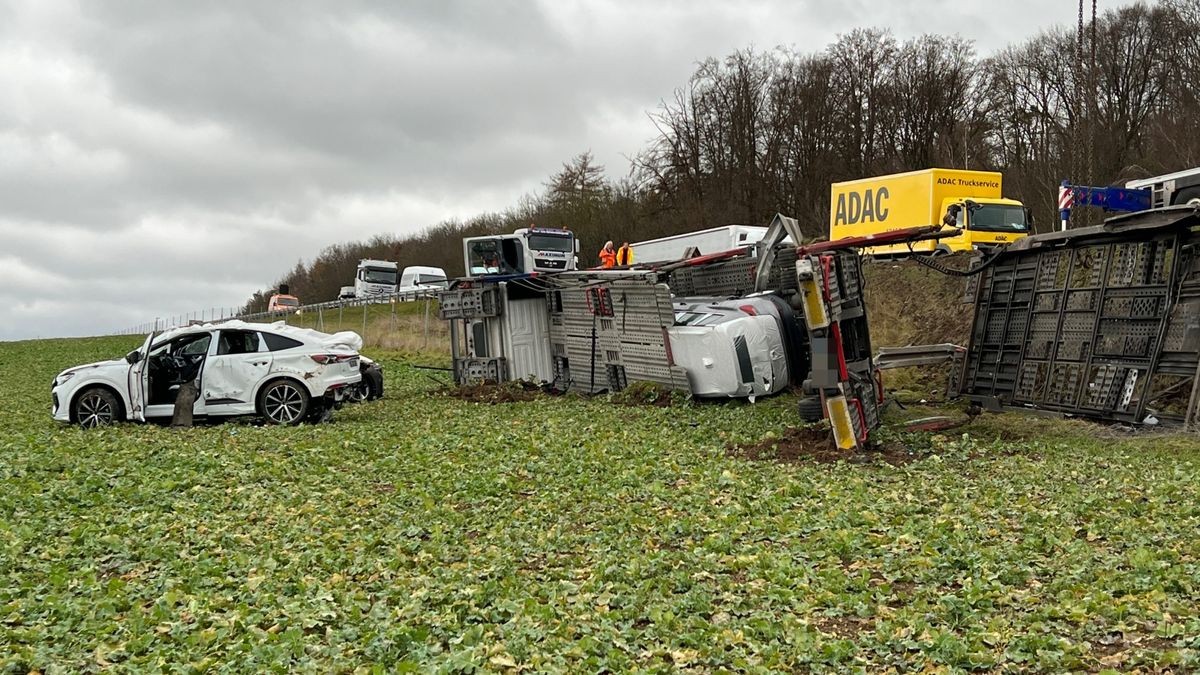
top-left (354, 259), bottom-right (399, 298)
top-left (463, 228), bottom-right (578, 277)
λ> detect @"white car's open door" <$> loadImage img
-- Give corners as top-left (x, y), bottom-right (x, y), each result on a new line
top-left (128, 332), bottom-right (154, 422)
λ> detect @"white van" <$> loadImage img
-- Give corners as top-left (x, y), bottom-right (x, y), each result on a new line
top-left (397, 266), bottom-right (448, 299)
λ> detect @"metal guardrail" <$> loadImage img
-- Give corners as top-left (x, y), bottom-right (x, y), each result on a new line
top-left (116, 287), bottom-right (442, 336)
top-left (237, 287), bottom-right (441, 323)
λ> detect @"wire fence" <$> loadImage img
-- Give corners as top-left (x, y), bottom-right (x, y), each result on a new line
top-left (114, 288), bottom-right (443, 345)
top-left (114, 307), bottom-right (245, 336)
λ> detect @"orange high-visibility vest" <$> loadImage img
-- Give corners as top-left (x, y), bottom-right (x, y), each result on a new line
top-left (599, 248), bottom-right (617, 268)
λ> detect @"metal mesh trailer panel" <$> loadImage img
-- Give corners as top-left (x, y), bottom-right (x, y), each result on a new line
top-left (960, 207), bottom-right (1200, 428)
top-left (546, 279), bottom-right (690, 394)
top-left (667, 246), bottom-right (800, 298)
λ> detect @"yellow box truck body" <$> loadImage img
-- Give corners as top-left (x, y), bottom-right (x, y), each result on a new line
top-left (829, 169), bottom-right (1029, 255)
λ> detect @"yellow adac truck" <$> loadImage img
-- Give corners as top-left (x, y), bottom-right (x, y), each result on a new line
top-left (829, 168), bottom-right (1030, 255)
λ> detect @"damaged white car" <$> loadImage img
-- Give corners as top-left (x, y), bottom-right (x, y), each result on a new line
top-left (51, 321), bottom-right (362, 428)
top-left (667, 296), bottom-right (795, 401)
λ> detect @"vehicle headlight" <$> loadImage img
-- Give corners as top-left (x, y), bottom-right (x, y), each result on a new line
top-left (55, 372), bottom-right (76, 387)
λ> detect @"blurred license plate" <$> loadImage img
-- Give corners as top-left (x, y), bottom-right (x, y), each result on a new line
top-left (348, 358), bottom-right (359, 368)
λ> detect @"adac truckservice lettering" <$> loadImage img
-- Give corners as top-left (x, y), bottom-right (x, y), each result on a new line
top-left (936, 177), bottom-right (1000, 189)
top-left (833, 187), bottom-right (889, 225)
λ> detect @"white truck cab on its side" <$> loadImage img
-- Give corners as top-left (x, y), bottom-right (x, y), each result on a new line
top-left (630, 225), bottom-right (771, 264)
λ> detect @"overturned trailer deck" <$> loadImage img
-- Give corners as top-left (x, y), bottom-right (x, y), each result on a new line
top-left (959, 206), bottom-right (1200, 429)
top-left (440, 216), bottom-right (947, 449)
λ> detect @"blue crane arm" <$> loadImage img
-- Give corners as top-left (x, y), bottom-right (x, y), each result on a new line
top-left (1062, 182), bottom-right (1151, 213)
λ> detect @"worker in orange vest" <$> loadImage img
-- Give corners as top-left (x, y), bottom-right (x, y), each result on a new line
top-left (616, 241), bottom-right (633, 266)
top-left (599, 241), bottom-right (617, 268)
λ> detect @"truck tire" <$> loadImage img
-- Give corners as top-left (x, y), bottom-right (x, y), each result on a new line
top-left (798, 395), bottom-right (824, 423)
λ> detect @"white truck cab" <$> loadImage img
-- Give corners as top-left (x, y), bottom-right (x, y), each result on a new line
top-left (354, 259), bottom-right (399, 298)
top-left (463, 228), bottom-right (578, 277)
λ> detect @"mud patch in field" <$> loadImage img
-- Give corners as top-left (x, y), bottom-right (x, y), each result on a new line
top-left (442, 380), bottom-right (544, 404)
top-left (812, 613), bottom-right (874, 639)
top-left (726, 426), bottom-right (924, 466)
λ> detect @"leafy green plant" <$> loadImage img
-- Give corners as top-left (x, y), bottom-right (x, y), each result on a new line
top-left (1, 335), bottom-right (1198, 671)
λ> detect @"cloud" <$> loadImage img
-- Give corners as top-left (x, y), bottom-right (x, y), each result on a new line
top-left (1, 0), bottom-right (1129, 340)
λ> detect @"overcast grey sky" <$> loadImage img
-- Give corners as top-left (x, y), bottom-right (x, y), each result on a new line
top-left (2, 0), bottom-right (1129, 341)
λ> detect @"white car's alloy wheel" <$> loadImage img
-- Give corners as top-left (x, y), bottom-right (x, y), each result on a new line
top-left (261, 381), bottom-right (307, 425)
top-left (76, 389), bottom-right (117, 428)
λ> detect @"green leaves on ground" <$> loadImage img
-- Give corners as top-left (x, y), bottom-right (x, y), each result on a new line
top-left (1, 335), bottom-right (1198, 671)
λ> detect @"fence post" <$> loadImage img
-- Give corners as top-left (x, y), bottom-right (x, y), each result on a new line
top-left (423, 296), bottom-right (431, 349)
top-left (362, 303), bottom-right (368, 343)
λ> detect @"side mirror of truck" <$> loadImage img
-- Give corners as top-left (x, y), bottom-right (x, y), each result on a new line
top-left (943, 205), bottom-right (964, 228)
top-left (574, 239), bottom-right (581, 253)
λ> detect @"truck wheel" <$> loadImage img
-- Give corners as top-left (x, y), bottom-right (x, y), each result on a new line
top-left (74, 387), bottom-right (121, 428)
top-left (798, 396), bottom-right (824, 423)
top-left (258, 380), bottom-right (309, 425)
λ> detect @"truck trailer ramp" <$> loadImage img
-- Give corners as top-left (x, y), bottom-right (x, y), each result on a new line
top-left (958, 206), bottom-right (1200, 429)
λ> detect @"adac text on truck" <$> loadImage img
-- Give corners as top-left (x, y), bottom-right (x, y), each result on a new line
top-left (830, 168), bottom-right (1031, 256)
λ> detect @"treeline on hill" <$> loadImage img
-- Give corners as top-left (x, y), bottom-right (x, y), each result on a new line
top-left (243, 0), bottom-right (1200, 312)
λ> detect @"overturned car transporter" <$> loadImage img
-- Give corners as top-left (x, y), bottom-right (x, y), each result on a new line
top-left (439, 216), bottom-right (945, 450)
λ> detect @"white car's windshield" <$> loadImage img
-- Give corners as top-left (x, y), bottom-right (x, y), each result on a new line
top-left (150, 333), bottom-right (211, 355)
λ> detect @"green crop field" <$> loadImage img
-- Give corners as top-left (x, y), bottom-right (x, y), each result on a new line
top-left (2, 335), bottom-right (1200, 672)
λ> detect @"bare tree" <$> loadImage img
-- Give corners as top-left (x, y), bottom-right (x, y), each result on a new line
top-left (246, 1), bottom-right (1200, 310)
